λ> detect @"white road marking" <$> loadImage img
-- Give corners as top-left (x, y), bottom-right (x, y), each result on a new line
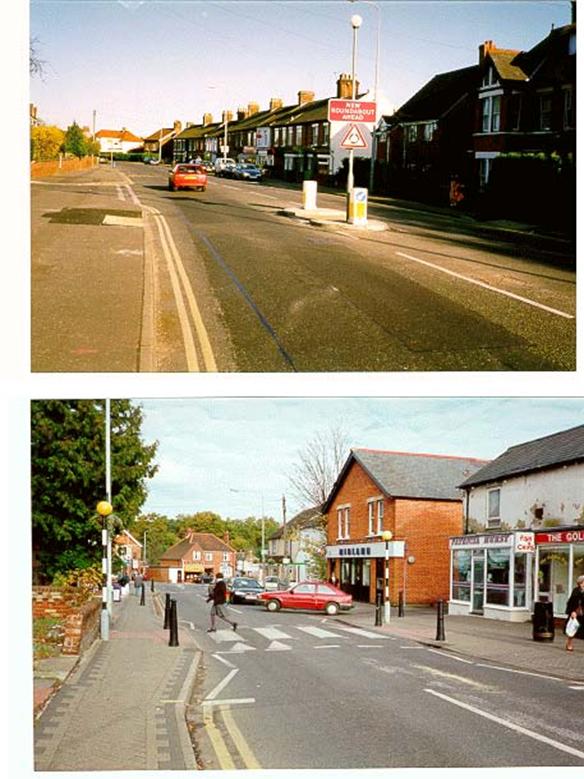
top-left (115, 184), bottom-right (125, 202)
top-left (396, 251), bottom-right (574, 319)
top-left (357, 644), bottom-right (384, 648)
top-left (179, 620), bottom-right (196, 630)
top-left (295, 626), bottom-right (346, 639)
top-left (218, 642), bottom-right (256, 653)
top-left (265, 641), bottom-right (292, 652)
top-left (335, 626), bottom-right (392, 640)
top-left (253, 627), bottom-right (293, 640)
top-left (475, 663), bottom-right (569, 682)
top-left (568, 685), bottom-right (584, 690)
top-left (103, 214), bottom-right (144, 227)
top-left (414, 665), bottom-right (492, 690)
top-left (202, 698), bottom-right (255, 708)
top-left (314, 644), bottom-right (341, 649)
top-left (400, 646), bottom-right (426, 649)
top-left (425, 688), bottom-right (584, 760)
top-left (212, 630), bottom-right (241, 643)
top-left (124, 183), bottom-right (142, 206)
top-left (426, 649), bottom-right (474, 664)
top-left (204, 669), bottom-right (238, 701)
top-left (212, 654), bottom-right (237, 669)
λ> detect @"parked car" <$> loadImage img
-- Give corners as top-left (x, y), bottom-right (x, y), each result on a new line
top-left (214, 157), bottom-right (237, 177)
top-left (168, 163), bottom-right (207, 192)
top-left (264, 576), bottom-right (288, 591)
top-left (259, 580), bottom-right (352, 615)
top-left (234, 163), bottom-right (263, 182)
top-left (203, 162), bottom-right (215, 174)
top-left (201, 573), bottom-right (214, 584)
top-left (227, 576), bottom-right (265, 604)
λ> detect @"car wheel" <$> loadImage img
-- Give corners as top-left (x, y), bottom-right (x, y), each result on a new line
top-left (266, 599), bottom-right (281, 612)
top-left (168, 183), bottom-right (174, 191)
top-left (324, 602), bottom-right (339, 616)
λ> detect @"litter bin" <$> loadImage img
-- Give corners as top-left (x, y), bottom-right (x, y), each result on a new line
top-left (532, 601), bottom-right (554, 642)
top-left (112, 584), bottom-right (122, 603)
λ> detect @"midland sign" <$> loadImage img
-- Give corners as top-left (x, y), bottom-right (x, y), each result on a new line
top-left (328, 99), bottom-right (376, 123)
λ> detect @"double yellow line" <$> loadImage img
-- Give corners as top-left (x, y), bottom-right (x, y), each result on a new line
top-left (202, 703), bottom-right (261, 769)
top-left (145, 205), bottom-right (217, 372)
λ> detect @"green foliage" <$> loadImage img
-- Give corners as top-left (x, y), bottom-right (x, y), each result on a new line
top-left (63, 122), bottom-right (89, 158)
top-left (30, 125), bottom-right (65, 161)
top-left (31, 400), bottom-right (158, 581)
top-left (129, 513), bottom-right (178, 565)
top-left (52, 564), bottom-right (102, 604)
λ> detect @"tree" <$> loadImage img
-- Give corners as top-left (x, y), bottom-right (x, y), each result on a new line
top-left (129, 513), bottom-right (178, 566)
top-left (31, 400), bottom-right (158, 581)
top-left (288, 424), bottom-right (350, 507)
top-left (30, 125), bottom-right (65, 162)
top-left (63, 122), bottom-right (89, 158)
top-left (30, 37), bottom-right (47, 78)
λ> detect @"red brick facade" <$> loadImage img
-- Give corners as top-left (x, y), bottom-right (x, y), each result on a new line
top-left (326, 460), bottom-right (464, 605)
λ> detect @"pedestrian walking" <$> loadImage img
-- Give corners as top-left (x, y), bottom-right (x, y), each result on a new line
top-left (207, 572), bottom-right (237, 633)
top-left (134, 572), bottom-right (143, 596)
top-left (565, 574), bottom-right (584, 652)
top-left (449, 174), bottom-right (465, 208)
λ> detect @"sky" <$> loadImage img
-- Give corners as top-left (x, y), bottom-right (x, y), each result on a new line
top-left (136, 396), bottom-right (584, 521)
top-left (29, 0), bottom-right (573, 135)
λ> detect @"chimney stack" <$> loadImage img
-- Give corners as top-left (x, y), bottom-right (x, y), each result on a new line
top-left (298, 90), bottom-right (315, 105)
top-left (479, 40), bottom-right (496, 65)
top-left (237, 106), bottom-right (247, 121)
top-left (247, 102), bottom-right (260, 116)
top-left (173, 119), bottom-right (182, 133)
top-left (223, 531), bottom-right (230, 545)
top-left (202, 113), bottom-right (213, 126)
top-left (269, 97), bottom-right (283, 111)
top-left (222, 110), bottom-right (234, 123)
top-left (336, 73), bottom-right (360, 99)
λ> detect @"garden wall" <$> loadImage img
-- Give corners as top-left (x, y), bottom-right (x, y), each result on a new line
top-left (33, 587), bottom-right (101, 655)
top-left (31, 156), bottom-right (97, 179)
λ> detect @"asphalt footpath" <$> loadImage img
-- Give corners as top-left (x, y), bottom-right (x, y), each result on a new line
top-left (339, 601), bottom-right (584, 681)
top-left (33, 590), bottom-right (199, 771)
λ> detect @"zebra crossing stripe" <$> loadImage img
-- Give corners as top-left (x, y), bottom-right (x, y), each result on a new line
top-left (295, 626), bottom-right (347, 639)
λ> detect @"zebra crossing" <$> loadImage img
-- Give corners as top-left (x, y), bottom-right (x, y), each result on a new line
top-left (207, 623), bottom-right (393, 654)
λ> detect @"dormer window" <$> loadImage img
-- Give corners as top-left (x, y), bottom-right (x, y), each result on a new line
top-left (482, 66), bottom-right (496, 88)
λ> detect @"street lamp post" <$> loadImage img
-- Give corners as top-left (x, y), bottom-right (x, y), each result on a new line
top-left (346, 13), bottom-right (362, 194)
top-left (381, 529), bottom-right (393, 624)
top-left (97, 500), bottom-right (113, 640)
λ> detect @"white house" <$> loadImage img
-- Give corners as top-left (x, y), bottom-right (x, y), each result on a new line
top-left (95, 128), bottom-right (143, 155)
top-left (267, 505), bottom-right (325, 582)
top-left (450, 424), bottom-right (584, 621)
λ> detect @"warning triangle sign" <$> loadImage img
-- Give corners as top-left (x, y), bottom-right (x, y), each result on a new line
top-left (340, 123), bottom-right (368, 149)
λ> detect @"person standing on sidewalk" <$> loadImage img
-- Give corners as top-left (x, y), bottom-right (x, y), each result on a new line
top-left (565, 574), bottom-right (584, 652)
top-left (207, 573), bottom-right (237, 633)
top-left (134, 571), bottom-right (143, 596)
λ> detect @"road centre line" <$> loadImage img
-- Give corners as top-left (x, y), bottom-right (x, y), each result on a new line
top-left (221, 707), bottom-right (261, 769)
top-left (205, 669), bottom-right (238, 702)
top-left (426, 649), bottom-right (474, 664)
top-left (314, 645), bottom-right (341, 649)
top-left (425, 688), bottom-right (584, 760)
top-left (395, 251), bottom-right (574, 319)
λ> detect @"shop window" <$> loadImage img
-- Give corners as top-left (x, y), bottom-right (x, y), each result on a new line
top-left (486, 548), bottom-right (510, 606)
top-left (452, 549), bottom-right (471, 601)
top-left (513, 553), bottom-right (527, 607)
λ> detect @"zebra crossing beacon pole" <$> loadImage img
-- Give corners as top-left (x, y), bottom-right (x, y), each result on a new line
top-left (97, 500), bottom-right (113, 640)
top-left (381, 530), bottom-right (393, 624)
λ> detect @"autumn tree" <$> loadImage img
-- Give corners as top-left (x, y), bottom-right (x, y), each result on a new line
top-left (30, 125), bottom-right (65, 161)
top-left (31, 400), bottom-right (158, 581)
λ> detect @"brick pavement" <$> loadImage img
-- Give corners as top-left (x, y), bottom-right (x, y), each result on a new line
top-left (33, 592), bottom-right (199, 771)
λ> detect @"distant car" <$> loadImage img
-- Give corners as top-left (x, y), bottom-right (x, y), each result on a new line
top-left (264, 576), bottom-right (288, 591)
top-left (259, 580), bottom-right (352, 615)
top-left (201, 573), bottom-right (214, 584)
top-left (228, 577), bottom-right (265, 605)
top-left (168, 163), bottom-right (207, 192)
top-left (214, 157), bottom-right (237, 176)
top-left (203, 162), bottom-right (215, 174)
top-left (234, 163), bottom-right (263, 182)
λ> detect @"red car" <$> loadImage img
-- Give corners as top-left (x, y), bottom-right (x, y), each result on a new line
top-left (168, 164), bottom-right (207, 192)
top-left (259, 580), bottom-right (352, 615)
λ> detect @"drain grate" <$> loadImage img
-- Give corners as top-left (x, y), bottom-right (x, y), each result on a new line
top-left (44, 208), bottom-right (142, 225)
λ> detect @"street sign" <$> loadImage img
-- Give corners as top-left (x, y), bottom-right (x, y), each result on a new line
top-left (340, 123), bottom-right (368, 149)
top-left (220, 145), bottom-right (229, 153)
top-left (328, 99), bottom-right (376, 123)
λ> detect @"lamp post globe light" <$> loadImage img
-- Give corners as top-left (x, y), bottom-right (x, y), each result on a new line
top-left (97, 500), bottom-right (113, 641)
top-left (381, 529), bottom-right (393, 624)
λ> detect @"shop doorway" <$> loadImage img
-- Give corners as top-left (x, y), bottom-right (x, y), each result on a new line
top-left (538, 547), bottom-right (570, 614)
top-left (471, 551), bottom-right (485, 613)
top-left (340, 559), bottom-right (371, 602)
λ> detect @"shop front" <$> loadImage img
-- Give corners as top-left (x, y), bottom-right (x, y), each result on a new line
top-left (534, 527), bottom-right (584, 616)
top-left (449, 531), bottom-right (535, 621)
top-left (326, 540), bottom-right (405, 603)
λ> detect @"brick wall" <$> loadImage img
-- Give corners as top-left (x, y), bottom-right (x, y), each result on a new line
top-left (33, 587), bottom-right (101, 656)
top-left (326, 461), bottom-right (463, 605)
top-left (31, 156), bottom-right (97, 179)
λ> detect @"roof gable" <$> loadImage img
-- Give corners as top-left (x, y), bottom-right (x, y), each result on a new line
top-left (269, 505), bottom-right (324, 540)
top-left (459, 424), bottom-right (584, 488)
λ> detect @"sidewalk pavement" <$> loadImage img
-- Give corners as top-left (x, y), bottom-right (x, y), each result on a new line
top-left (34, 590), bottom-right (199, 771)
top-left (339, 602), bottom-right (584, 682)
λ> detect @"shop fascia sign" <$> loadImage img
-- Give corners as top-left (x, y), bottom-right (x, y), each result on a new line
top-left (326, 541), bottom-right (405, 558)
top-left (450, 532), bottom-right (535, 552)
top-left (535, 528), bottom-right (584, 544)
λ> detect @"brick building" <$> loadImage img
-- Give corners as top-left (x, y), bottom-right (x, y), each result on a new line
top-left (151, 530), bottom-right (237, 584)
top-left (323, 448), bottom-right (487, 605)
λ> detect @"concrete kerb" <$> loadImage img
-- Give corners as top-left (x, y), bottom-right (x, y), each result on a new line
top-left (280, 206), bottom-right (388, 232)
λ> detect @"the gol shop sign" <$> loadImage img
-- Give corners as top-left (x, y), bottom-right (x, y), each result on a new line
top-left (328, 99), bottom-right (376, 123)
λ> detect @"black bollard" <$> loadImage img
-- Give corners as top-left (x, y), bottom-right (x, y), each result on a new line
top-left (435, 599), bottom-right (446, 641)
top-left (140, 582), bottom-right (146, 606)
top-left (150, 578), bottom-right (155, 592)
top-left (374, 591), bottom-right (382, 626)
top-left (398, 590), bottom-right (405, 618)
top-left (169, 599), bottom-right (179, 647)
top-left (164, 592), bottom-right (171, 629)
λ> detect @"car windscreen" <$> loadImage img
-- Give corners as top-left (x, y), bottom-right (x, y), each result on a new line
top-left (176, 165), bottom-right (203, 173)
top-left (233, 578), bottom-right (261, 588)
